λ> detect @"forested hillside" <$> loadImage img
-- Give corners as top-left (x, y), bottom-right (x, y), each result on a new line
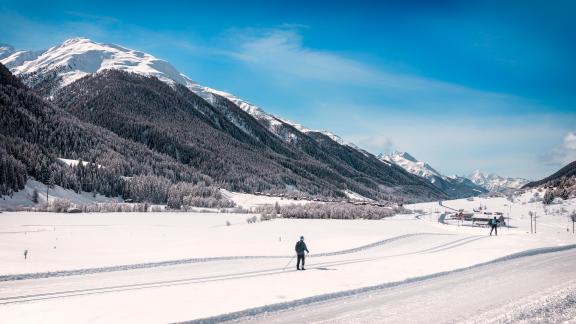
top-left (523, 161), bottom-right (576, 189)
top-left (1, 62), bottom-right (447, 204)
top-left (0, 63), bottom-right (224, 206)
top-left (52, 69), bottom-right (446, 201)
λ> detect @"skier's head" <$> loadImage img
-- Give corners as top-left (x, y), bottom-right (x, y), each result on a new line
top-left (300, 236), bottom-right (304, 241)
top-left (493, 216), bottom-right (497, 219)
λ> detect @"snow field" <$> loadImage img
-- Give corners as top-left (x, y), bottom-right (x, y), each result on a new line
top-left (0, 190), bottom-right (575, 322)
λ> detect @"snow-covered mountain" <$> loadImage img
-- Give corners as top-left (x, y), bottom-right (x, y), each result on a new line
top-left (467, 170), bottom-right (529, 192)
top-left (379, 152), bottom-right (487, 198)
top-left (0, 37), bottom-right (363, 150)
top-left (2, 37), bottom-right (448, 202)
top-left (1, 37), bottom-right (198, 89)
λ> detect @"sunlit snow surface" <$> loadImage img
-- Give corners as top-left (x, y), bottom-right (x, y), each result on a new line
top-left (0, 189), bottom-right (575, 323)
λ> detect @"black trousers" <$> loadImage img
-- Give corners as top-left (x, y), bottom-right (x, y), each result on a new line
top-left (490, 225), bottom-right (498, 236)
top-left (297, 254), bottom-right (305, 269)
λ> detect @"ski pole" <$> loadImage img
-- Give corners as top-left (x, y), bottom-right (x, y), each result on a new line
top-left (283, 255), bottom-right (296, 270)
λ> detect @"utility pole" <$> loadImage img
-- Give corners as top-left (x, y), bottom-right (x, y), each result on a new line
top-left (534, 212), bottom-right (537, 234)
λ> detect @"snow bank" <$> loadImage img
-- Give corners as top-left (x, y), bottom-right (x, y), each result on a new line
top-left (0, 179), bottom-right (121, 210)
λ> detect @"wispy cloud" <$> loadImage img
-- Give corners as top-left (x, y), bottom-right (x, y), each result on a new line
top-left (222, 28), bottom-right (527, 98)
top-left (227, 28), bottom-right (384, 85)
top-left (356, 135), bottom-right (394, 154)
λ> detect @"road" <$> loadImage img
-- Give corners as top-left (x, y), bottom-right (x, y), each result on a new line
top-left (232, 248), bottom-right (576, 324)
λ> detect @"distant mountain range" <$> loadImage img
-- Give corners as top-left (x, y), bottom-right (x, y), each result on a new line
top-left (467, 170), bottom-right (529, 192)
top-left (379, 151), bottom-right (530, 194)
top-left (379, 152), bottom-right (487, 198)
top-left (0, 38), bottom-right (448, 203)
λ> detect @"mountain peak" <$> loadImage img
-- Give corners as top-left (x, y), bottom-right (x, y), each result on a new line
top-left (62, 37), bottom-right (93, 45)
top-left (0, 37), bottom-right (200, 89)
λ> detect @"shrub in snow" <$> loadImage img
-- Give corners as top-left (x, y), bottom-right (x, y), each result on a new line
top-left (560, 189), bottom-right (570, 200)
top-left (50, 199), bottom-right (71, 212)
top-left (260, 213), bottom-right (277, 221)
top-left (256, 202), bottom-right (401, 220)
top-left (543, 190), bottom-right (554, 205)
top-left (166, 182), bottom-right (235, 209)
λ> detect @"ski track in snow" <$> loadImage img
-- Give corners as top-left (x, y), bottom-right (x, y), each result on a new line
top-left (0, 232), bottom-right (453, 282)
top-left (183, 244), bottom-right (576, 324)
top-left (0, 233), bottom-right (496, 306)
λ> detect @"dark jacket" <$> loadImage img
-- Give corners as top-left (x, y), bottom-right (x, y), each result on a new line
top-left (295, 240), bottom-right (309, 255)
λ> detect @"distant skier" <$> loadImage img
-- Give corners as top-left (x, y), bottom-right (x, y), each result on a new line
top-left (24, 249), bottom-right (28, 260)
top-left (489, 217), bottom-right (500, 236)
top-left (295, 236), bottom-right (309, 270)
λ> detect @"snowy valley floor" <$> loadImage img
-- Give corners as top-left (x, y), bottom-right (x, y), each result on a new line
top-left (0, 192), bottom-right (575, 323)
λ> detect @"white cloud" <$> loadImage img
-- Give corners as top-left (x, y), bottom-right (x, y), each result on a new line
top-left (542, 132), bottom-right (576, 167)
top-left (563, 132), bottom-right (576, 151)
top-left (356, 135), bottom-right (394, 153)
top-left (555, 132), bottom-right (576, 165)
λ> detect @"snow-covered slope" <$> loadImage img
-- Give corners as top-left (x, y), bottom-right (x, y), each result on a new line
top-left (1, 38), bottom-right (364, 151)
top-left (468, 170), bottom-right (529, 192)
top-left (380, 152), bottom-right (487, 198)
top-left (208, 88), bottom-right (364, 151)
top-left (0, 179), bottom-right (121, 210)
top-left (1, 37), bottom-right (201, 90)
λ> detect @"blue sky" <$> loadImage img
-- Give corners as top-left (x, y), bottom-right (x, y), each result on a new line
top-left (1, 0), bottom-right (575, 179)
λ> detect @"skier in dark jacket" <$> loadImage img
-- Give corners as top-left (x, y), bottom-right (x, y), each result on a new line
top-left (295, 236), bottom-right (309, 270)
top-left (489, 217), bottom-right (500, 236)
